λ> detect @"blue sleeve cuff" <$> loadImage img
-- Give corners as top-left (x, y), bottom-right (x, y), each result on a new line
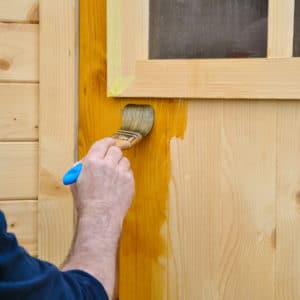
top-left (63, 270), bottom-right (109, 300)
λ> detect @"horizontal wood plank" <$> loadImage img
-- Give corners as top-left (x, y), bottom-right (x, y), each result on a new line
top-left (0, 23), bottom-right (38, 82)
top-left (0, 83), bottom-right (38, 140)
top-left (117, 58), bottom-right (300, 99)
top-left (0, 0), bottom-right (39, 23)
top-left (0, 142), bottom-right (38, 199)
top-left (0, 200), bottom-right (37, 256)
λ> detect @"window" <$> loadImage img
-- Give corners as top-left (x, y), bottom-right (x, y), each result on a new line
top-left (149, 0), bottom-right (268, 59)
top-left (108, 0), bottom-right (300, 99)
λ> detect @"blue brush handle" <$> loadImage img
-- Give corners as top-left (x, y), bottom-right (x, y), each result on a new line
top-left (63, 162), bottom-right (83, 185)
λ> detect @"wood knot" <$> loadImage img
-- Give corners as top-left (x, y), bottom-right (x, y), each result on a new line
top-left (0, 59), bottom-right (10, 70)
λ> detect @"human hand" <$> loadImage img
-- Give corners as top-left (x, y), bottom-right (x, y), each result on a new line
top-left (71, 138), bottom-right (135, 229)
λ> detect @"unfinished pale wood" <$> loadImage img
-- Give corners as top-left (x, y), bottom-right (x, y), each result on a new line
top-left (275, 102), bottom-right (300, 299)
top-left (0, 83), bottom-right (38, 141)
top-left (0, 23), bottom-right (38, 82)
top-left (107, 0), bottom-right (148, 95)
top-left (0, 142), bottom-right (38, 199)
top-left (0, 200), bottom-right (37, 256)
top-left (0, 0), bottom-right (39, 23)
top-left (219, 101), bottom-right (276, 299)
top-left (108, 0), bottom-right (299, 99)
top-left (268, 0), bottom-right (295, 57)
top-left (39, 0), bottom-right (75, 266)
top-left (123, 58), bottom-right (300, 99)
top-left (169, 101), bottom-right (276, 299)
top-left (169, 101), bottom-right (222, 300)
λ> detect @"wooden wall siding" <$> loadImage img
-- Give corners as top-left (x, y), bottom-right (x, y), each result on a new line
top-left (0, 200), bottom-right (37, 256)
top-left (80, 1), bottom-right (300, 299)
top-left (0, 83), bottom-right (38, 141)
top-left (0, 142), bottom-right (38, 199)
top-left (0, 23), bottom-right (38, 82)
top-left (0, 0), bottom-right (39, 23)
top-left (0, 1), bottom-right (39, 259)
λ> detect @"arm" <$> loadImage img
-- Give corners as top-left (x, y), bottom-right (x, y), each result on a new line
top-left (63, 138), bottom-right (135, 299)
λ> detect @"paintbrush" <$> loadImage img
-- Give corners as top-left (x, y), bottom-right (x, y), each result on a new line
top-left (62, 104), bottom-right (154, 185)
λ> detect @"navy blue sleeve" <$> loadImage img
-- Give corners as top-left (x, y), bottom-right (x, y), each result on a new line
top-left (0, 210), bottom-right (109, 300)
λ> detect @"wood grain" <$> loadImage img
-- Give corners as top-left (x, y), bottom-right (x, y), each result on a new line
top-left (220, 101), bottom-right (276, 299)
top-left (169, 101), bottom-right (222, 300)
top-left (169, 101), bottom-right (276, 299)
top-left (0, 142), bottom-right (38, 199)
top-left (124, 58), bottom-right (300, 99)
top-left (81, 1), bottom-right (187, 299)
top-left (0, 83), bottom-right (38, 141)
top-left (268, 0), bottom-right (295, 57)
top-left (275, 102), bottom-right (300, 299)
top-left (0, 0), bottom-right (39, 23)
top-left (0, 200), bottom-right (37, 256)
top-left (39, 0), bottom-right (76, 266)
top-left (0, 23), bottom-right (38, 82)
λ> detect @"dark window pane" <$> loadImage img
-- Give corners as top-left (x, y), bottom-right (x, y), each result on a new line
top-left (294, 0), bottom-right (300, 56)
top-left (149, 0), bottom-right (268, 59)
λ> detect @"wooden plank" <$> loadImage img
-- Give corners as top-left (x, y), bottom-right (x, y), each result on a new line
top-left (120, 58), bottom-right (300, 99)
top-left (268, 0), bottom-right (295, 57)
top-left (0, 142), bottom-right (38, 199)
top-left (0, 83), bottom-right (38, 141)
top-left (81, 0), bottom-right (188, 298)
top-left (39, 0), bottom-right (76, 266)
top-left (169, 101), bottom-right (222, 300)
top-left (169, 101), bottom-right (276, 299)
top-left (219, 101), bottom-right (276, 299)
top-left (0, 23), bottom-right (38, 82)
top-left (276, 102), bottom-right (300, 299)
top-left (0, 200), bottom-right (37, 256)
top-left (107, 0), bottom-right (148, 95)
top-left (0, 0), bottom-right (39, 23)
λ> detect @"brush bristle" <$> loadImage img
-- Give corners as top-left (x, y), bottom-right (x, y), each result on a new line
top-left (120, 104), bottom-right (154, 136)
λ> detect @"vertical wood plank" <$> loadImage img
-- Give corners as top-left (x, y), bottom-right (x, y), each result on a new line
top-left (276, 102), bottom-right (300, 299)
top-left (39, 0), bottom-right (76, 265)
top-left (220, 101), bottom-right (276, 300)
top-left (169, 101), bottom-right (222, 300)
top-left (268, 0), bottom-right (295, 57)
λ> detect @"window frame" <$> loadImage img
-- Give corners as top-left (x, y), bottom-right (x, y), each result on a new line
top-left (107, 0), bottom-right (300, 99)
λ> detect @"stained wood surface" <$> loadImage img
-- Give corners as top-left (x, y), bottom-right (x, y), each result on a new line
top-left (0, 200), bottom-right (37, 256)
top-left (39, 0), bottom-right (76, 266)
top-left (0, 23), bottom-right (38, 82)
top-left (84, 0), bottom-right (300, 299)
top-left (0, 83), bottom-right (38, 141)
top-left (0, 0), bottom-right (39, 23)
top-left (0, 142), bottom-right (38, 199)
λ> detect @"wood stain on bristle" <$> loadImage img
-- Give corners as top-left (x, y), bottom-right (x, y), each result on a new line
top-left (121, 104), bottom-right (155, 136)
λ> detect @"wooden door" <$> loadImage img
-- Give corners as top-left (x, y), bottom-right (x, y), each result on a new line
top-left (80, 0), bottom-right (300, 299)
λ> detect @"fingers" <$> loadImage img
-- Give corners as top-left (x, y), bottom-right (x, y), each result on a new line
top-left (105, 146), bottom-right (123, 166)
top-left (118, 157), bottom-right (131, 172)
top-left (87, 138), bottom-right (115, 158)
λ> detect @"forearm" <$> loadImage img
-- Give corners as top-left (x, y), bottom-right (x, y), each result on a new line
top-left (63, 207), bottom-right (122, 299)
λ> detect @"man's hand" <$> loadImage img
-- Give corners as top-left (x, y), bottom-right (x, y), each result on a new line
top-left (72, 138), bottom-right (134, 228)
top-left (63, 138), bottom-right (135, 299)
